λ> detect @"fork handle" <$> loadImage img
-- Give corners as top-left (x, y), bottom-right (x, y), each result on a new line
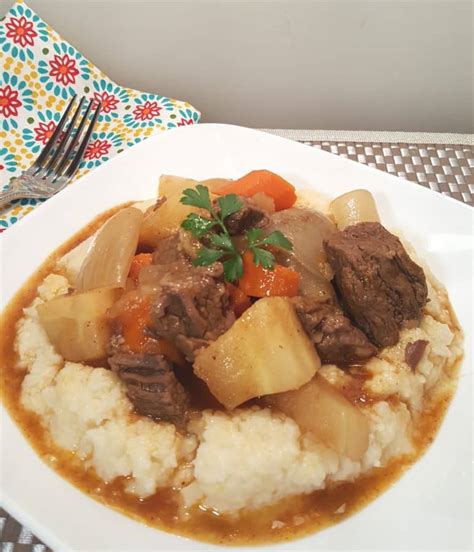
top-left (0, 189), bottom-right (36, 208)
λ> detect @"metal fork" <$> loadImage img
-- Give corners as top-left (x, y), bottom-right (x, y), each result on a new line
top-left (0, 95), bottom-right (101, 207)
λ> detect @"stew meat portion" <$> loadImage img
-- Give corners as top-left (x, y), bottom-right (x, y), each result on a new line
top-left (149, 260), bottom-right (235, 362)
top-left (220, 196), bottom-right (269, 235)
top-left (292, 297), bottom-right (377, 365)
top-left (108, 352), bottom-right (190, 426)
top-left (324, 222), bottom-right (428, 347)
top-left (108, 214), bottom-right (428, 424)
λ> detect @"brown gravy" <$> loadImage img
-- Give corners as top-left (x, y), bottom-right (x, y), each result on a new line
top-left (0, 206), bottom-right (461, 546)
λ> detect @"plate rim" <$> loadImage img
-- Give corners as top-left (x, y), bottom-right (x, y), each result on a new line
top-left (1, 123), bottom-right (472, 551)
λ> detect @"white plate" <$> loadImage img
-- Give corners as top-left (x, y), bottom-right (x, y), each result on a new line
top-left (1, 124), bottom-right (472, 551)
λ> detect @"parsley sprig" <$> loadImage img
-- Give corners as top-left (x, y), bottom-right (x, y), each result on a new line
top-left (180, 185), bottom-right (292, 282)
top-left (245, 227), bottom-right (292, 269)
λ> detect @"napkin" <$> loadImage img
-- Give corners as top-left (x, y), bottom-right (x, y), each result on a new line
top-left (0, 0), bottom-right (200, 231)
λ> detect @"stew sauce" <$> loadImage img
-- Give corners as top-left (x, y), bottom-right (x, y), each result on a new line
top-left (0, 206), bottom-right (460, 546)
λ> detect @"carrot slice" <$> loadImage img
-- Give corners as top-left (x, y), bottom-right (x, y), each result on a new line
top-left (116, 295), bottom-right (185, 365)
top-left (215, 170), bottom-right (297, 211)
top-left (226, 283), bottom-right (252, 317)
top-left (238, 251), bottom-right (300, 297)
top-left (128, 253), bottom-right (153, 282)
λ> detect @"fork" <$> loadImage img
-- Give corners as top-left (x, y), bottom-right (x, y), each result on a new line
top-left (0, 95), bottom-right (101, 207)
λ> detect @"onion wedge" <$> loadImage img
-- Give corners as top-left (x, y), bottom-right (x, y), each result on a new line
top-left (329, 189), bottom-right (380, 230)
top-left (76, 207), bottom-right (143, 291)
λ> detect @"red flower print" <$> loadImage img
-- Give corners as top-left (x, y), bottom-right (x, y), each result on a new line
top-left (85, 139), bottom-right (111, 160)
top-left (5, 16), bottom-right (37, 48)
top-left (133, 101), bottom-right (161, 121)
top-left (91, 91), bottom-right (119, 113)
top-left (0, 85), bottom-right (22, 118)
top-left (34, 121), bottom-right (57, 145)
top-left (49, 54), bottom-right (80, 86)
top-left (177, 118), bottom-right (194, 127)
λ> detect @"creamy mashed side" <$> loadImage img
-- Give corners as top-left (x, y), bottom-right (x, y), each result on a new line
top-left (14, 252), bottom-right (461, 515)
top-left (3, 185), bottom-right (463, 545)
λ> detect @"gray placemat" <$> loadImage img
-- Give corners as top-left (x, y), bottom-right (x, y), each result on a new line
top-left (2, 133), bottom-right (472, 552)
top-left (312, 140), bottom-right (473, 206)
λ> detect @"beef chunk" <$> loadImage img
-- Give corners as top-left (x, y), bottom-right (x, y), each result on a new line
top-left (152, 234), bottom-right (185, 264)
top-left (292, 297), bottom-right (377, 365)
top-left (149, 261), bottom-right (235, 361)
top-left (324, 222), bottom-right (428, 347)
top-left (217, 196), bottom-right (268, 235)
top-left (108, 352), bottom-right (189, 426)
top-left (405, 339), bottom-right (429, 370)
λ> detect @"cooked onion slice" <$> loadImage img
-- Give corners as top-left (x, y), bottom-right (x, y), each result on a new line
top-left (76, 207), bottom-right (143, 291)
top-left (266, 208), bottom-right (336, 300)
top-left (329, 189), bottom-right (380, 230)
top-left (37, 287), bottom-right (122, 362)
top-left (265, 375), bottom-right (369, 461)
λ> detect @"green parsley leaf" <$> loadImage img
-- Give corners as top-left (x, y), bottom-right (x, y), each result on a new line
top-left (261, 230), bottom-right (293, 251)
top-left (180, 184), bottom-right (212, 211)
top-left (179, 184), bottom-right (293, 283)
top-left (217, 194), bottom-right (243, 219)
top-left (181, 213), bottom-right (216, 238)
top-left (223, 255), bottom-right (244, 282)
top-left (193, 247), bottom-right (224, 266)
top-left (251, 247), bottom-right (275, 269)
top-left (209, 233), bottom-right (235, 251)
top-left (245, 227), bottom-right (263, 248)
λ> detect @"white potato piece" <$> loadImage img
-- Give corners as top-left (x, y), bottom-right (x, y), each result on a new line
top-left (158, 175), bottom-right (231, 199)
top-left (139, 194), bottom-right (203, 248)
top-left (201, 177), bottom-right (232, 192)
top-left (37, 287), bottom-right (122, 362)
top-left (329, 189), bottom-right (380, 230)
top-left (194, 297), bottom-right (320, 409)
top-left (265, 375), bottom-right (369, 461)
top-left (158, 175), bottom-right (200, 199)
top-left (142, 175), bottom-right (233, 248)
top-left (76, 207), bottom-right (143, 291)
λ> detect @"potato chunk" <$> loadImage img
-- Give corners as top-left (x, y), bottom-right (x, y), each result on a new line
top-left (139, 194), bottom-right (200, 248)
top-left (265, 375), bottom-right (369, 461)
top-left (158, 174), bottom-right (231, 199)
top-left (37, 287), bottom-right (122, 362)
top-left (194, 297), bottom-right (320, 409)
top-left (139, 175), bottom-right (234, 248)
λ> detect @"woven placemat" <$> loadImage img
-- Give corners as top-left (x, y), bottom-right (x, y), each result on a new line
top-left (310, 140), bottom-right (473, 206)
top-left (2, 134), bottom-right (472, 552)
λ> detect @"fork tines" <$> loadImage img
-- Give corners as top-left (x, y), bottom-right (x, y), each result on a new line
top-left (29, 95), bottom-right (101, 183)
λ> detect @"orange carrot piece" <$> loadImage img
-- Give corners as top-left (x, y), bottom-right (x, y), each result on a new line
top-left (128, 253), bottom-right (153, 282)
top-left (226, 283), bottom-right (252, 317)
top-left (238, 251), bottom-right (300, 297)
top-left (116, 295), bottom-right (185, 365)
top-left (215, 170), bottom-right (297, 211)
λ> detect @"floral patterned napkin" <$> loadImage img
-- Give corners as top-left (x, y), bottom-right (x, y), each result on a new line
top-left (0, 0), bottom-right (200, 231)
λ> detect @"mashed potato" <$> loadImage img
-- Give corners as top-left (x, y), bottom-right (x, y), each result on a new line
top-left (17, 275), bottom-right (196, 497)
top-left (15, 242), bottom-right (461, 514)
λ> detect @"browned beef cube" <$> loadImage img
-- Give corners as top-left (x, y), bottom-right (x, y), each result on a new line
top-left (292, 297), bottom-right (377, 365)
top-left (108, 352), bottom-right (189, 427)
top-left (324, 222), bottom-right (428, 347)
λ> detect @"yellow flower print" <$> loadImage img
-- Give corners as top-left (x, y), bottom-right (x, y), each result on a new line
top-left (0, 0), bottom-right (200, 231)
